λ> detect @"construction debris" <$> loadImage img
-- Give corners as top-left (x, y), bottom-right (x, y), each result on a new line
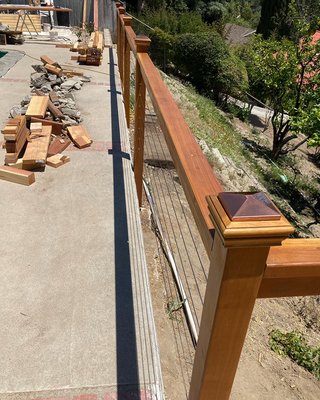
top-left (67, 125), bottom-right (92, 148)
top-left (0, 165), bottom-right (35, 186)
top-left (1, 54), bottom-right (93, 186)
top-left (46, 153), bottom-right (70, 168)
top-left (70, 31), bottom-right (104, 66)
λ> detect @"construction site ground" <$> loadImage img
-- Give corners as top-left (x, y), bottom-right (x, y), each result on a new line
top-left (0, 43), bottom-right (163, 400)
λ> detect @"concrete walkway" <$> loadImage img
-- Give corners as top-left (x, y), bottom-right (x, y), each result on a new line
top-left (0, 43), bottom-right (163, 400)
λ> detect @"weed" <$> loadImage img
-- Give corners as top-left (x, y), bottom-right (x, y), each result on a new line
top-left (166, 299), bottom-right (185, 320)
top-left (269, 329), bottom-right (320, 379)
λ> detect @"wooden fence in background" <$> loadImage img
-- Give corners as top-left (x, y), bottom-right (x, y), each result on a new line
top-left (115, 3), bottom-right (320, 398)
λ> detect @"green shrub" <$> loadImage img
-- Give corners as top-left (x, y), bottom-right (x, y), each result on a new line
top-left (270, 330), bottom-right (320, 380)
top-left (174, 31), bottom-right (247, 100)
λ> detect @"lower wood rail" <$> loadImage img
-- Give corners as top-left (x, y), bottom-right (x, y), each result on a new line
top-left (259, 238), bottom-right (320, 297)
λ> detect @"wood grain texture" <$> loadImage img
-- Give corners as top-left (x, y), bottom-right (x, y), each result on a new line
top-left (258, 238), bottom-right (320, 297)
top-left (0, 165), bottom-right (35, 186)
top-left (67, 125), bottom-right (92, 148)
top-left (93, 0), bottom-right (98, 31)
top-left (23, 125), bottom-right (51, 169)
top-left (47, 138), bottom-right (71, 156)
top-left (30, 117), bottom-right (63, 135)
top-left (40, 55), bottom-right (56, 66)
top-left (189, 235), bottom-right (270, 400)
top-left (0, 14), bottom-right (41, 32)
top-left (189, 195), bottom-right (293, 400)
top-left (46, 153), bottom-right (70, 168)
top-left (44, 64), bottom-right (62, 77)
top-left (26, 96), bottom-right (49, 119)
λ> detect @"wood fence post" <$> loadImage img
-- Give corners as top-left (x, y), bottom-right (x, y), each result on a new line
top-left (93, 0), bottom-right (99, 31)
top-left (134, 36), bottom-right (151, 207)
top-left (122, 15), bottom-right (132, 126)
top-left (115, 3), bottom-right (121, 61)
top-left (189, 192), bottom-right (294, 400)
top-left (117, 6), bottom-right (125, 83)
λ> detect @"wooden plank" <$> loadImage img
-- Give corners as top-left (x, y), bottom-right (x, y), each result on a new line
top-left (26, 96), bottom-right (49, 119)
top-left (0, 165), bottom-right (35, 186)
top-left (30, 122), bottom-right (42, 132)
top-left (44, 63), bottom-right (63, 77)
top-left (34, 90), bottom-right (64, 120)
top-left (56, 43), bottom-right (72, 48)
top-left (0, 14), bottom-right (41, 33)
top-left (258, 238), bottom-right (320, 298)
top-left (62, 69), bottom-right (84, 77)
top-left (40, 55), bottom-right (56, 65)
top-left (23, 125), bottom-right (52, 169)
top-left (67, 125), bottom-right (92, 148)
top-left (94, 0), bottom-right (99, 31)
top-left (4, 118), bottom-right (28, 163)
top-left (30, 117), bottom-right (63, 135)
top-left (82, 0), bottom-right (87, 28)
top-left (46, 153), bottom-right (70, 168)
top-left (47, 137), bottom-right (71, 156)
top-left (8, 158), bottom-right (23, 169)
top-left (49, 91), bottom-right (59, 104)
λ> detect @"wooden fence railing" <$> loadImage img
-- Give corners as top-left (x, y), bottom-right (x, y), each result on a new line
top-left (115, 3), bottom-right (320, 399)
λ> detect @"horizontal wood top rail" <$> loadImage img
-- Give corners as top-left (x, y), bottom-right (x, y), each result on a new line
top-left (259, 238), bottom-right (320, 297)
top-left (0, 5), bottom-right (72, 12)
top-left (137, 51), bottom-right (222, 253)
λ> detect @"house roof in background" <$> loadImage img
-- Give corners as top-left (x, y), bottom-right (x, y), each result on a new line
top-left (224, 23), bottom-right (256, 46)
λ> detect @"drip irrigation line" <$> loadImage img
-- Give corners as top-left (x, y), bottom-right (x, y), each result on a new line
top-left (148, 107), bottom-right (209, 281)
top-left (144, 105), bottom-right (202, 329)
top-left (142, 124), bottom-right (196, 383)
top-left (143, 178), bottom-right (198, 346)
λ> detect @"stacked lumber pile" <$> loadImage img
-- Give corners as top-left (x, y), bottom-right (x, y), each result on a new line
top-left (70, 31), bottom-right (104, 66)
top-left (0, 55), bottom-right (93, 186)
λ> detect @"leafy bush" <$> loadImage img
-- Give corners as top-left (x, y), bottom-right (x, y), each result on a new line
top-left (134, 10), bottom-right (211, 69)
top-left (174, 31), bottom-right (248, 100)
top-left (270, 329), bottom-right (320, 379)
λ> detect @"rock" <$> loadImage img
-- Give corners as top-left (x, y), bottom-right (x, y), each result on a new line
top-left (32, 65), bottom-right (46, 73)
top-left (0, 23), bottom-right (9, 31)
top-left (199, 139), bottom-right (210, 155)
top-left (210, 148), bottom-right (227, 169)
top-left (10, 106), bottom-right (23, 118)
top-left (47, 74), bottom-right (57, 82)
top-left (53, 85), bottom-right (60, 91)
top-left (61, 79), bottom-right (79, 90)
top-left (20, 95), bottom-right (31, 106)
top-left (64, 93), bottom-right (75, 101)
top-left (60, 107), bottom-right (81, 119)
top-left (40, 83), bottom-right (52, 93)
top-left (80, 75), bottom-right (91, 82)
top-left (30, 72), bottom-right (47, 88)
top-left (309, 224), bottom-right (320, 237)
top-left (62, 117), bottom-right (78, 127)
top-left (74, 82), bottom-right (81, 90)
top-left (9, 105), bottom-right (27, 117)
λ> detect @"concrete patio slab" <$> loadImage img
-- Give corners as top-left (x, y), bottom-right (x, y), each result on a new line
top-left (0, 43), bottom-right (163, 400)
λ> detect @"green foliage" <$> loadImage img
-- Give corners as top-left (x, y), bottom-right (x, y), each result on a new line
top-left (257, 0), bottom-right (289, 39)
top-left (135, 9), bottom-right (209, 35)
top-left (174, 31), bottom-right (248, 100)
top-left (134, 10), bottom-right (210, 69)
top-left (270, 330), bottom-right (320, 379)
top-left (241, 18), bottom-right (320, 159)
top-left (224, 103), bottom-right (251, 122)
